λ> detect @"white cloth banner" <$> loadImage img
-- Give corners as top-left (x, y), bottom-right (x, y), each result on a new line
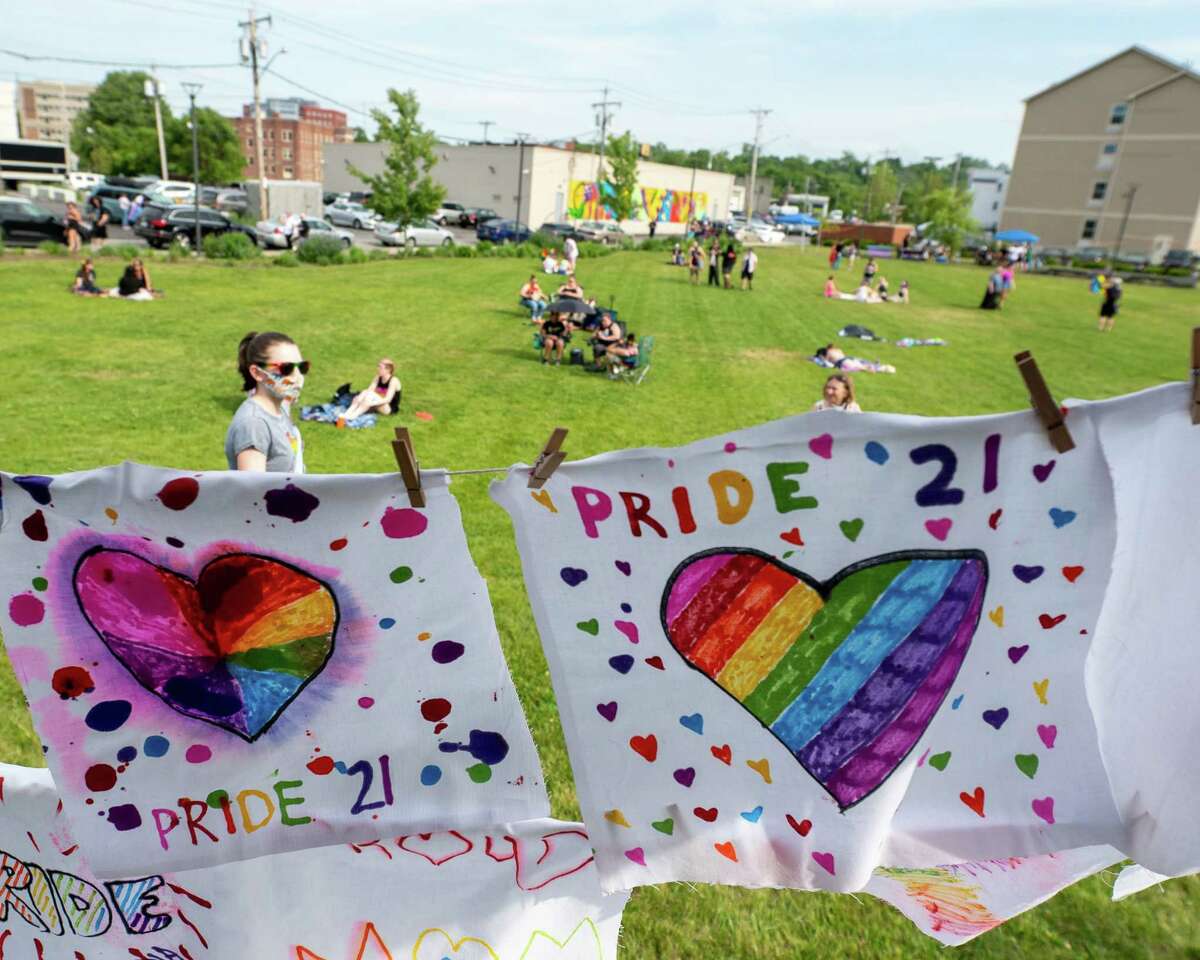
top-left (0, 464), bottom-right (546, 876)
top-left (866, 845), bottom-right (1121, 945)
top-left (1111, 863), bottom-right (1171, 901)
top-left (493, 405), bottom-right (1124, 892)
top-left (0, 763), bottom-right (626, 959)
top-left (1084, 383), bottom-right (1200, 878)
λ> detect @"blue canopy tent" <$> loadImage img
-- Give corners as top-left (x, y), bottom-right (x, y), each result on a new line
top-left (774, 213), bottom-right (821, 226)
top-left (994, 229), bottom-right (1040, 244)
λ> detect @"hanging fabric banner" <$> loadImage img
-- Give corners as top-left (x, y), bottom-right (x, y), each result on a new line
top-left (0, 464), bottom-right (546, 877)
top-left (865, 846), bottom-right (1121, 944)
top-left (1084, 383), bottom-right (1200, 879)
top-left (493, 405), bottom-right (1125, 892)
top-left (0, 763), bottom-right (626, 959)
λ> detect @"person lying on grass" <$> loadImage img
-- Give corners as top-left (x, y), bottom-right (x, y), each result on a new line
top-left (338, 358), bottom-right (401, 426)
top-left (540, 313), bottom-right (569, 365)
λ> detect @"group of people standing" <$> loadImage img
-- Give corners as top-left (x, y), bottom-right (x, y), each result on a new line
top-left (828, 241), bottom-right (859, 271)
top-left (680, 239), bottom-right (758, 290)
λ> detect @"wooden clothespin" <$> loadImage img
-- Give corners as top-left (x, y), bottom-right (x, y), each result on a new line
top-left (1014, 351), bottom-right (1074, 453)
top-left (528, 427), bottom-right (568, 489)
top-left (1191, 327), bottom-right (1200, 425)
top-left (391, 427), bottom-right (425, 507)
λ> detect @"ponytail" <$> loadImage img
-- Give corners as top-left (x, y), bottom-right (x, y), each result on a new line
top-left (238, 330), bottom-right (294, 391)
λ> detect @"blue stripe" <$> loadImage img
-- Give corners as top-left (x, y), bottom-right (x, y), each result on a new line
top-left (769, 559), bottom-right (963, 754)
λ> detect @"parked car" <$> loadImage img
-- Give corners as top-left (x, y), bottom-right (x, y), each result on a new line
top-left (434, 201), bottom-right (466, 225)
top-left (325, 201), bottom-right (378, 229)
top-left (200, 187), bottom-right (249, 215)
top-left (256, 215), bottom-right (352, 249)
top-left (1163, 249), bottom-right (1197, 270)
top-left (538, 221), bottom-right (583, 241)
top-left (737, 220), bottom-right (785, 244)
top-left (88, 182), bottom-right (147, 221)
top-left (476, 218), bottom-right (533, 244)
top-left (827, 209), bottom-right (845, 223)
top-left (0, 195), bottom-right (78, 245)
top-left (134, 204), bottom-right (255, 248)
top-left (322, 191), bottom-right (348, 206)
top-left (1037, 246), bottom-right (1072, 265)
top-left (68, 171), bottom-right (102, 192)
top-left (348, 191), bottom-right (373, 204)
top-left (575, 220), bottom-right (625, 244)
top-left (1113, 252), bottom-right (1150, 270)
top-left (375, 218), bottom-right (454, 248)
top-left (460, 206), bottom-right (499, 227)
top-left (1074, 246), bottom-right (1109, 265)
top-left (144, 180), bottom-right (196, 205)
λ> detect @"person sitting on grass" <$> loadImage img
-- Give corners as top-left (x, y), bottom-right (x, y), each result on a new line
top-left (605, 333), bottom-right (639, 376)
top-left (877, 276), bottom-right (890, 301)
top-left (591, 312), bottom-right (622, 369)
top-left (824, 275), bottom-right (840, 298)
top-left (73, 258), bottom-right (102, 296)
top-left (812, 373), bottom-right (862, 412)
top-left (542, 249), bottom-right (559, 274)
top-left (520, 275), bottom-right (548, 320)
top-left (897, 280), bottom-right (910, 303)
top-left (540, 312), bottom-right (569, 365)
top-left (338, 358), bottom-right (401, 426)
top-left (112, 258), bottom-right (159, 300)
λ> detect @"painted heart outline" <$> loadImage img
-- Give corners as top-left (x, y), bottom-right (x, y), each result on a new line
top-left (72, 546), bottom-right (339, 742)
top-left (660, 547), bottom-right (988, 810)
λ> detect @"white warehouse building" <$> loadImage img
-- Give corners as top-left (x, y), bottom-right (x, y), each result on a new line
top-left (323, 142), bottom-right (736, 234)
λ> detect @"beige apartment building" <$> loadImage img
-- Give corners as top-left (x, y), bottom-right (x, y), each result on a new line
top-left (1001, 47), bottom-right (1200, 257)
top-left (17, 80), bottom-right (95, 144)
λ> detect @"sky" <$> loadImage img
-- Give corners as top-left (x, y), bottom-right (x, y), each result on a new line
top-left (2, 0), bottom-right (1196, 168)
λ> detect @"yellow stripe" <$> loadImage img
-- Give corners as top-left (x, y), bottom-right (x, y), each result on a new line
top-left (717, 581), bottom-right (823, 700)
top-left (225, 589), bottom-right (335, 654)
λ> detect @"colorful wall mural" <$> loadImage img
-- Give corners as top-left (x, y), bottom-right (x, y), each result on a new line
top-left (568, 180), bottom-right (708, 223)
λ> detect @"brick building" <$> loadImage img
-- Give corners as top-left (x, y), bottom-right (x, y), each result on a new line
top-left (17, 80), bottom-right (95, 143)
top-left (231, 97), bottom-right (352, 182)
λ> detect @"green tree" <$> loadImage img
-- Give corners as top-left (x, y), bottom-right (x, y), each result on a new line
top-left (920, 188), bottom-right (979, 253)
top-left (348, 89), bottom-right (443, 226)
top-left (353, 126), bottom-right (371, 143)
top-left (166, 108), bottom-right (245, 184)
top-left (603, 130), bottom-right (640, 222)
top-left (863, 161), bottom-right (899, 221)
top-left (71, 71), bottom-right (165, 175)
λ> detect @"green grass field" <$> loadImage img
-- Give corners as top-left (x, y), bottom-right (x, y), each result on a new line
top-left (1, 248), bottom-right (1198, 958)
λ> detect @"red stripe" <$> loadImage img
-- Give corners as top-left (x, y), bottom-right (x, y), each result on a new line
top-left (691, 563), bottom-right (799, 674)
top-left (668, 554), bottom-right (766, 655)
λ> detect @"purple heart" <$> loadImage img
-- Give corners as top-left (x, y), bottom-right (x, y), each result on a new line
top-left (1007, 645), bottom-right (1029, 664)
top-left (596, 701), bottom-right (618, 722)
top-left (673, 766), bottom-right (696, 787)
top-left (560, 567), bottom-right (588, 587)
top-left (608, 654), bottom-right (634, 674)
top-left (982, 707), bottom-right (1009, 730)
top-left (1012, 565), bottom-right (1044, 583)
top-left (1032, 461), bottom-right (1056, 483)
top-left (615, 560), bottom-right (632, 576)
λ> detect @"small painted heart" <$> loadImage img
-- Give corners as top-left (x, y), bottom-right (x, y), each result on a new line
top-left (988, 509), bottom-right (1003, 530)
top-left (982, 707), bottom-right (1009, 730)
top-left (1061, 566), bottom-right (1084, 583)
top-left (928, 751), bottom-right (951, 771)
top-left (811, 851), bottom-right (836, 875)
top-left (560, 567), bottom-right (588, 587)
top-left (679, 712), bottom-right (704, 734)
top-left (1032, 796), bottom-right (1055, 824)
top-left (924, 518), bottom-right (953, 542)
top-left (786, 814), bottom-right (812, 837)
top-left (609, 655), bottom-right (634, 674)
top-left (1032, 461), bottom-right (1056, 483)
top-left (644, 656), bottom-right (665, 670)
top-left (1007, 645), bottom-right (1029, 664)
top-left (673, 767), bottom-right (696, 787)
top-left (808, 433), bottom-right (833, 459)
top-left (780, 528), bottom-right (804, 546)
top-left (839, 518), bottom-right (865, 542)
top-left (694, 806), bottom-right (719, 822)
top-left (989, 605), bottom-right (1004, 627)
top-left (1015, 753), bottom-right (1039, 779)
top-left (576, 618), bottom-right (599, 635)
top-left (596, 701), bottom-right (618, 722)
top-left (629, 734), bottom-right (657, 762)
top-left (960, 787), bottom-right (985, 817)
top-left (714, 841), bottom-right (738, 862)
top-left (1049, 508), bottom-right (1077, 528)
top-left (662, 547), bottom-right (987, 809)
top-left (624, 847), bottom-right (646, 866)
top-left (1037, 723), bottom-right (1057, 749)
top-left (710, 743), bottom-right (732, 765)
top-left (741, 806), bottom-right (763, 823)
top-left (1013, 564), bottom-right (1044, 583)
top-left (615, 560), bottom-right (632, 576)
top-left (1039, 613), bottom-right (1066, 629)
top-left (652, 817), bottom-right (674, 835)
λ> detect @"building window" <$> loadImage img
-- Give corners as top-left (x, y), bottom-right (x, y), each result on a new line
top-left (1103, 142), bottom-right (1118, 155)
top-left (992, 201), bottom-right (999, 210)
top-left (282, 130), bottom-right (293, 142)
top-left (266, 130), bottom-right (274, 140)
top-left (1092, 181), bottom-right (1108, 201)
top-left (245, 138), bottom-right (254, 148)
top-left (1109, 103), bottom-right (1128, 125)
top-left (246, 154), bottom-right (254, 165)
top-left (283, 167), bottom-right (294, 179)
top-left (282, 148), bottom-right (292, 160)
top-left (1081, 219), bottom-right (1098, 240)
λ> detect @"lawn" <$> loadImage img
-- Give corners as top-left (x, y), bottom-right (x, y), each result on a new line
top-left (1, 247), bottom-right (1197, 958)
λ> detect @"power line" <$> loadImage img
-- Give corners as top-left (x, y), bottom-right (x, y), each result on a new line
top-left (0, 48), bottom-right (241, 69)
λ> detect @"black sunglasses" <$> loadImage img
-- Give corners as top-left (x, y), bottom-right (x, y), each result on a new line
top-left (259, 360), bottom-right (311, 376)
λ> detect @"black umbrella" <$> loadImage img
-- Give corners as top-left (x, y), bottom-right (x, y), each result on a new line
top-left (546, 298), bottom-right (596, 315)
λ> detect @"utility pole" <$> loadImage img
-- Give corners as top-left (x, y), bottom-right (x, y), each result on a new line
top-left (1113, 183), bottom-right (1139, 268)
top-left (591, 85), bottom-right (621, 183)
top-left (514, 132), bottom-right (529, 226)
top-left (182, 83), bottom-right (203, 254)
top-left (746, 107), bottom-right (770, 221)
top-left (479, 120), bottom-right (494, 144)
top-left (951, 152), bottom-right (963, 192)
top-left (240, 8), bottom-right (271, 218)
top-left (688, 163), bottom-right (698, 223)
top-left (146, 69), bottom-right (168, 179)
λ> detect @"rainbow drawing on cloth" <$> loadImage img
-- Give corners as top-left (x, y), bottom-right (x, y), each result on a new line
top-left (74, 548), bottom-right (338, 741)
top-left (661, 548), bottom-right (987, 809)
top-left (875, 866), bottom-right (1003, 938)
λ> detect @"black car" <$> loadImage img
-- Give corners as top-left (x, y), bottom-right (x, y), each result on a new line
top-left (1163, 249), bottom-right (1197, 270)
top-left (133, 204), bottom-right (255, 249)
top-left (88, 182), bottom-right (149, 222)
top-left (0, 195), bottom-right (83, 245)
top-left (460, 206), bottom-right (500, 227)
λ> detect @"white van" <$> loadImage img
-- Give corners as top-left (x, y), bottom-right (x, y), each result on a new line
top-left (68, 171), bottom-right (102, 191)
top-left (146, 180), bottom-right (196, 204)
top-left (769, 203), bottom-right (800, 217)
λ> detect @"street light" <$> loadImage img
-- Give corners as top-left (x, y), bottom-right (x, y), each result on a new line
top-left (181, 82), bottom-right (203, 254)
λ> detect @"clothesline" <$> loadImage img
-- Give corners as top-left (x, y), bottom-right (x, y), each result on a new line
top-left (442, 466), bottom-right (514, 476)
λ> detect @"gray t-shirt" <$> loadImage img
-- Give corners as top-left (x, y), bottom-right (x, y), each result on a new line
top-left (224, 398), bottom-right (304, 473)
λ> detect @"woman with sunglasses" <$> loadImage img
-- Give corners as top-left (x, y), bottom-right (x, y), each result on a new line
top-left (225, 331), bottom-right (309, 472)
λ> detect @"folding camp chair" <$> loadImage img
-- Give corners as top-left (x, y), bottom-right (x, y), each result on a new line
top-left (616, 335), bottom-right (654, 385)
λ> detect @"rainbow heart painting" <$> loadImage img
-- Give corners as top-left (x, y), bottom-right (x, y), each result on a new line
top-left (73, 547), bottom-right (338, 741)
top-left (661, 549), bottom-right (988, 809)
